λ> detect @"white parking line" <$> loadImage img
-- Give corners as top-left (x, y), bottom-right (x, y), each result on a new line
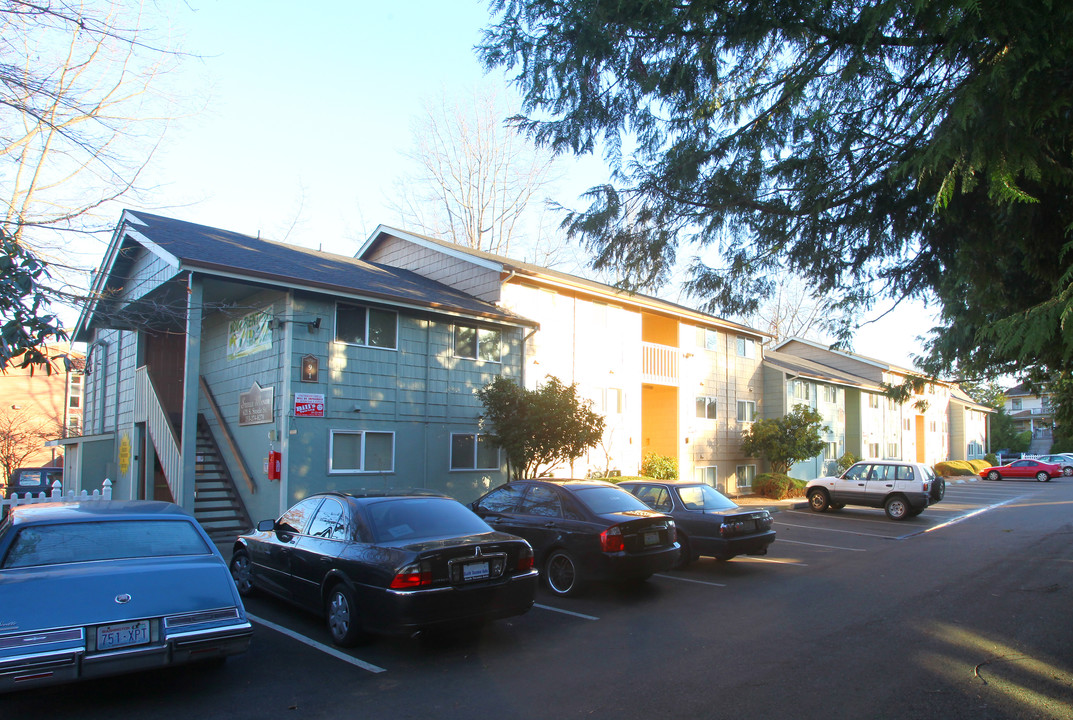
top-left (776, 520), bottom-right (900, 540)
top-left (247, 613), bottom-right (387, 674)
top-left (735, 556), bottom-right (809, 567)
top-left (653, 574), bottom-right (727, 587)
top-left (785, 510), bottom-right (903, 527)
top-left (533, 603), bottom-right (599, 620)
top-left (897, 495), bottom-right (1026, 538)
top-left (775, 538), bottom-right (867, 552)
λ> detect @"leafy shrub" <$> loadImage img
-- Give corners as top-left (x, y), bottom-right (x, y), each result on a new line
top-left (934, 460), bottom-right (977, 476)
top-left (984, 452), bottom-right (999, 467)
top-left (837, 451), bottom-right (861, 473)
top-left (640, 453), bottom-right (678, 480)
top-left (753, 473), bottom-right (808, 500)
top-left (968, 459), bottom-right (991, 473)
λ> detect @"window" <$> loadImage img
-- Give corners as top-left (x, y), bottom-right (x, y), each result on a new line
top-left (520, 485), bottom-right (563, 517)
top-left (633, 485), bottom-right (673, 512)
top-left (696, 396), bottom-right (718, 420)
top-left (736, 337), bottom-right (756, 358)
top-left (599, 388), bottom-right (624, 414)
top-left (306, 498), bottom-right (348, 540)
top-left (329, 430), bottom-right (394, 473)
top-left (475, 484), bottom-right (525, 513)
top-left (335, 303), bottom-right (397, 349)
top-left (737, 400), bottom-right (756, 422)
top-left (824, 442), bottom-right (838, 460)
top-left (450, 433), bottom-right (500, 470)
top-left (699, 328), bottom-right (719, 351)
top-left (68, 395), bottom-right (80, 409)
top-left (277, 497), bottom-right (323, 535)
top-left (454, 325), bottom-right (501, 362)
top-left (904, 418), bottom-right (912, 431)
top-left (1012, 399), bottom-right (1023, 410)
top-left (887, 397), bottom-right (896, 410)
top-left (736, 465), bottom-right (756, 488)
top-left (791, 380), bottom-right (810, 401)
top-left (868, 442), bottom-right (880, 458)
top-left (695, 466), bottom-right (718, 489)
top-left (2, 520), bottom-right (210, 569)
top-left (868, 393), bottom-right (880, 409)
top-left (822, 385), bottom-right (837, 403)
top-left (887, 443), bottom-right (898, 458)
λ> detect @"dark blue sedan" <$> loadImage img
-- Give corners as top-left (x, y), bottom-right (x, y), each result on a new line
top-left (618, 481), bottom-right (775, 567)
top-left (0, 501), bottom-right (252, 692)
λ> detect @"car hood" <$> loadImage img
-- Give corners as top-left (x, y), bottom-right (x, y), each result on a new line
top-left (0, 555), bottom-right (242, 634)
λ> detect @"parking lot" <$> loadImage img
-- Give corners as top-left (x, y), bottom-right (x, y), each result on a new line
top-left (236, 478), bottom-right (1046, 676)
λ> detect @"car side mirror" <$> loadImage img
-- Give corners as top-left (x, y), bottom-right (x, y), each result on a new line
top-left (256, 519), bottom-right (275, 532)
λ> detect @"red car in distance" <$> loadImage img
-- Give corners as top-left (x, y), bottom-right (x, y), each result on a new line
top-left (980, 458), bottom-right (1060, 482)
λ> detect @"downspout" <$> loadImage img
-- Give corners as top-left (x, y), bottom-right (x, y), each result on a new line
top-left (86, 340), bottom-right (109, 436)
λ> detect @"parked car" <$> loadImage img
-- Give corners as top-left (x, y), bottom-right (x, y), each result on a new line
top-left (230, 492), bottom-right (537, 646)
top-left (617, 480), bottom-right (775, 567)
top-left (805, 460), bottom-right (939, 520)
top-left (2, 466), bottom-right (63, 497)
top-left (470, 479), bottom-right (678, 596)
top-left (0, 500), bottom-right (252, 692)
top-left (1035, 454), bottom-right (1073, 476)
top-left (980, 458), bottom-right (1060, 482)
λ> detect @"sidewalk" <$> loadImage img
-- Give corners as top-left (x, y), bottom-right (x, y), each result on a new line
top-left (731, 494), bottom-right (809, 512)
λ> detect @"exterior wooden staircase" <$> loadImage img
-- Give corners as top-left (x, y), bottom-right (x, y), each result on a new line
top-left (194, 414), bottom-right (253, 544)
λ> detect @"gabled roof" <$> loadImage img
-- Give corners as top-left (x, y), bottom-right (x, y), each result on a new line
top-left (360, 225), bottom-right (771, 338)
top-left (773, 337), bottom-right (893, 372)
top-left (763, 349), bottom-right (879, 390)
top-left (1004, 382), bottom-right (1047, 398)
top-left (75, 211), bottom-right (536, 340)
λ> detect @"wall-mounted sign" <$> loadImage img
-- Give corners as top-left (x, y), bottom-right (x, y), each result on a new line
top-left (118, 432), bottom-right (131, 475)
top-left (294, 393), bottom-right (325, 418)
top-left (301, 354), bottom-right (319, 382)
top-left (239, 382), bottom-right (274, 426)
top-left (228, 308), bottom-right (273, 361)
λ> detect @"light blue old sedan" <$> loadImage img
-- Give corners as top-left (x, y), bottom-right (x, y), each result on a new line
top-left (0, 500), bottom-right (252, 691)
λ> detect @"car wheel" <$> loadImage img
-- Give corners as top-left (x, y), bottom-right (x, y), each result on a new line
top-left (545, 550), bottom-right (582, 597)
top-left (808, 489), bottom-right (830, 512)
top-left (931, 477), bottom-right (946, 502)
top-left (229, 551), bottom-right (254, 597)
top-left (674, 534), bottom-right (693, 569)
top-left (326, 584), bottom-right (366, 647)
top-left (884, 495), bottom-right (910, 521)
top-left (987, 470), bottom-right (1001, 481)
top-left (1036, 471), bottom-right (1049, 482)
top-left (1064, 466), bottom-right (1073, 477)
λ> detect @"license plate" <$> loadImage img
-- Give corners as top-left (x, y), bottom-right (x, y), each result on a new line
top-left (462, 561), bottom-right (490, 581)
top-left (644, 531), bottom-right (659, 546)
top-left (96, 620), bottom-right (150, 651)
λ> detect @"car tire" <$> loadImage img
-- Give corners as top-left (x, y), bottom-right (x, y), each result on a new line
top-left (674, 534), bottom-right (693, 569)
top-left (229, 551), bottom-right (254, 597)
top-left (931, 477), bottom-right (946, 502)
top-left (884, 495), bottom-right (910, 521)
top-left (987, 470), bottom-right (1001, 481)
top-left (808, 489), bottom-right (830, 512)
top-left (1036, 471), bottom-right (1049, 482)
top-left (326, 583), bottom-right (367, 647)
top-left (545, 549), bottom-right (583, 597)
top-left (1064, 466), bottom-right (1073, 477)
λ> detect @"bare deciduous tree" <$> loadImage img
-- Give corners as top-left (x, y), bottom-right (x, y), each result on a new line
top-left (388, 85), bottom-right (564, 262)
top-left (738, 275), bottom-right (847, 346)
top-left (0, 407), bottom-right (60, 483)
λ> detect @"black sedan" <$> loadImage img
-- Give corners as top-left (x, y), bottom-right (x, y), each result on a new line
top-left (230, 492), bottom-right (538, 646)
top-left (470, 479), bottom-right (678, 597)
top-left (618, 481), bottom-right (775, 567)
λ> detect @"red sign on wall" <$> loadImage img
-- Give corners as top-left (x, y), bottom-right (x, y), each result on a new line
top-left (294, 393), bottom-right (325, 418)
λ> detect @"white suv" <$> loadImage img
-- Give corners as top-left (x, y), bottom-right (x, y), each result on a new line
top-left (805, 460), bottom-right (941, 520)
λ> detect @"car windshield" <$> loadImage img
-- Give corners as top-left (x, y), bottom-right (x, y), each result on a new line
top-left (367, 498), bottom-right (491, 543)
top-left (572, 485), bottom-right (651, 515)
top-left (675, 484), bottom-right (737, 511)
top-left (1, 520), bottom-right (211, 569)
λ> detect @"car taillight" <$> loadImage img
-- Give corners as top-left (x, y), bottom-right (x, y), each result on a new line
top-left (517, 544), bottom-right (534, 572)
top-left (600, 526), bottom-right (625, 553)
top-left (389, 561), bottom-right (432, 589)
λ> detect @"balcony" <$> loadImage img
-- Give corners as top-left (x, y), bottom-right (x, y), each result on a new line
top-left (642, 342), bottom-right (679, 385)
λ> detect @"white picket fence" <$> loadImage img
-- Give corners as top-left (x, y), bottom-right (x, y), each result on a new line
top-left (2, 479), bottom-right (113, 513)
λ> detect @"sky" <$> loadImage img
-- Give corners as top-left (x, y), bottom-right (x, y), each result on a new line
top-left (67, 0), bottom-right (937, 369)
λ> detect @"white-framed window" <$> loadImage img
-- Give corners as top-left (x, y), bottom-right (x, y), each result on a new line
top-left (904, 418), bottom-right (912, 431)
top-left (736, 465), bottom-right (756, 488)
top-left (822, 385), bottom-right (837, 403)
top-left (450, 433), bottom-right (500, 471)
top-left (335, 303), bottom-right (398, 349)
top-left (887, 397), bottom-right (897, 410)
top-left (868, 393), bottom-right (880, 409)
top-left (968, 441), bottom-right (984, 456)
top-left (454, 325), bottom-right (502, 362)
top-left (868, 442), bottom-right (880, 458)
top-left (329, 430), bottom-right (394, 473)
top-left (695, 466), bottom-right (719, 488)
top-left (696, 396), bottom-right (718, 420)
top-left (887, 442), bottom-right (898, 458)
top-left (736, 337), bottom-right (756, 359)
top-left (600, 388), bottom-right (625, 415)
top-left (67, 416), bottom-right (81, 435)
top-left (823, 442), bottom-right (838, 460)
top-left (699, 328), bottom-right (719, 351)
top-left (737, 400), bottom-right (756, 422)
top-left (791, 380), bottom-right (810, 401)
top-left (1012, 398), bottom-right (1023, 410)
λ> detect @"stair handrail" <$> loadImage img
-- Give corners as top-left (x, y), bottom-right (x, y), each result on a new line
top-left (199, 376), bottom-right (257, 494)
top-left (135, 366), bottom-right (182, 503)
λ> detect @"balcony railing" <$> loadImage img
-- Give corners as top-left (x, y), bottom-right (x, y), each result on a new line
top-left (642, 342), bottom-right (679, 385)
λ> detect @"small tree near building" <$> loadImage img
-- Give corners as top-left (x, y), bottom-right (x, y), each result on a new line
top-left (741, 406), bottom-right (828, 476)
top-left (478, 375), bottom-right (605, 480)
top-left (0, 407), bottom-right (59, 484)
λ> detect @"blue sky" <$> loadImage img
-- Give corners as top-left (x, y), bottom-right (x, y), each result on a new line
top-left (98, 0), bottom-right (934, 368)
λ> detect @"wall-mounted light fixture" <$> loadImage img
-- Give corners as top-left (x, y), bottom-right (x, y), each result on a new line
top-left (308, 317), bottom-right (321, 332)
